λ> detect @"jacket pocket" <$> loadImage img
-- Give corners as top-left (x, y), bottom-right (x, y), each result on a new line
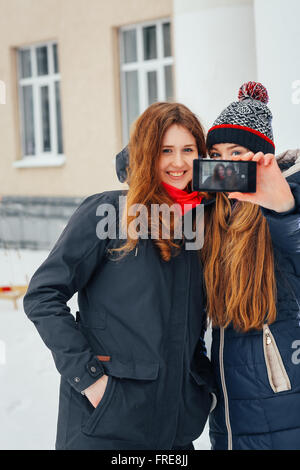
top-left (103, 355), bottom-right (160, 380)
top-left (81, 357), bottom-right (160, 439)
top-left (262, 324), bottom-right (292, 393)
top-left (81, 374), bottom-right (116, 434)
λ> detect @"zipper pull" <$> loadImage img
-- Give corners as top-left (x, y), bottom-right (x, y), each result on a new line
top-left (265, 328), bottom-right (272, 345)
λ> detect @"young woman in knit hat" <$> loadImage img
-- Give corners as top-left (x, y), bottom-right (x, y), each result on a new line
top-left (202, 81), bottom-right (300, 450)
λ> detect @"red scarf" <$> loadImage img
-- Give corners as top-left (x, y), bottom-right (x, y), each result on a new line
top-left (161, 181), bottom-right (203, 215)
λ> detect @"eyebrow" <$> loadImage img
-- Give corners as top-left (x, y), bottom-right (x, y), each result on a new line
top-left (210, 144), bottom-right (241, 151)
top-left (162, 144), bottom-right (197, 147)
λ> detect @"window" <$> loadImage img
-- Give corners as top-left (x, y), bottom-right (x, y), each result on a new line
top-left (119, 19), bottom-right (174, 145)
top-left (16, 41), bottom-right (64, 166)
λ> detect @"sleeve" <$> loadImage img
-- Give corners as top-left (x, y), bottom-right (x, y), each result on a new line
top-left (198, 304), bottom-right (209, 356)
top-left (190, 306), bottom-right (218, 394)
top-left (23, 192), bottom-right (115, 394)
top-left (260, 179), bottom-right (300, 254)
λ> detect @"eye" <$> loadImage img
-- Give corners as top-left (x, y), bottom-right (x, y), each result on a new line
top-left (209, 152), bottom-right (220, 158)
top-left (232, 150), bottom-right (241, 156)
top-left (183, 148), bottom-right (193, 152)
top-left (162, 148), bottom-right (172, 153)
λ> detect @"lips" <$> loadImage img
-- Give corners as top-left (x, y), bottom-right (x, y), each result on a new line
top-left (166, 170), bottom-right (187, 178)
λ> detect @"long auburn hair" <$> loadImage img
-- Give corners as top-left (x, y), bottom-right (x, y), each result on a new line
top-left (200, 191), bottom-right (277, 332)
top-left (112, 102), bottom-right (207, 261)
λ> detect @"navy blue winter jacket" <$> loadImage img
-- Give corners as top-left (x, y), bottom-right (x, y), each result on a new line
top-left (209, 150), bottom-right (300, 450)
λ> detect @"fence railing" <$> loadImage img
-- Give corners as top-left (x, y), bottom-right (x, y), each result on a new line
top-left (0, 196), bottom-right (83, 250)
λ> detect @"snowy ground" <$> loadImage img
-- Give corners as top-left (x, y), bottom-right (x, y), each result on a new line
top-left (0, 249), bottom-right (211, 450)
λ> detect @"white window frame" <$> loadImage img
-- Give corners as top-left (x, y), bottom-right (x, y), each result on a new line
top-left (14, 40), bottom-right (65, 168)
top-left (119, 18), bottom-right (174, 145)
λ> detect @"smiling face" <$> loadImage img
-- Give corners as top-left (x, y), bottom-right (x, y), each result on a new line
top-left (158, 124), bottom-right (198, 190)
top-left (209, 142), bottom-right (250, 160)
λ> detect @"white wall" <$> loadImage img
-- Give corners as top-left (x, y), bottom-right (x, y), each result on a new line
top-left (254, 0), bottom-right (300, 153)
top-left (174, 0), bottom-right (300, 154)
top-left (173, 0), bottom-right (256, 134)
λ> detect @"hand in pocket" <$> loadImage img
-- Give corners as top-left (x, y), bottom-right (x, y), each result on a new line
top-left (83, 374), bottom-right (109, 408)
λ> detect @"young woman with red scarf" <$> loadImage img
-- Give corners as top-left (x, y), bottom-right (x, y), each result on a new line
top-left (23, 102), bottom-right (216, 450)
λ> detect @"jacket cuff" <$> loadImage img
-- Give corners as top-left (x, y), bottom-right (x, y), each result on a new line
top-left (260, 182), bottom-right (299, 218)
top-left (67, 356), bottom-right (106, 394)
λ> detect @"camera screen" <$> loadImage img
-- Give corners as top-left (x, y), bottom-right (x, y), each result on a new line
top-left (198, 160), bottom-right (249, 191)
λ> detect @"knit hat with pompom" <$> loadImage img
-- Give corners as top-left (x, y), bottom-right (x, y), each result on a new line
top-left (206, 81), bottom-right (275, 154)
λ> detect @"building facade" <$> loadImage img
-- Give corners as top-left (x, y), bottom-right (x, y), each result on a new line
top-left (0, 0), bottom-right (173, 247)
top-left (174, 0), bottom-right (300, 153)
top-left (0, 0), bottom-right (299, 249)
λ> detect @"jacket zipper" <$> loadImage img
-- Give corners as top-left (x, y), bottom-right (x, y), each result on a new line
top-left (262, 324), bottom-right (291, 393)
top-left (219, 327), bottom-right (232, 450)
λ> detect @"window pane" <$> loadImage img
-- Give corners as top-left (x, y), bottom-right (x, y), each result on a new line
top-left (125, 71), bottom-right (140, 138)
top-left (55, 82), bottom-right (63, 154)
top-left (21, 85), bottom-right (35, 155)
top-left (53, 44), bottom-right (59, 73)
top-left (163, 23), bottom-right (171, 57)
top-left (122, 30), bottom-right (137, 63)
top-left (20, 50), bottom-right (32, 78)
top-left (143, 26), bottom-right (157, 60)
top-left (147, 71), bottom-right (158, 105)
top-left (165, 65), bottom-right (174, 101)
top-left (40, 86), bottom-right (51, 151)
top-left (36, 46), bottom-right (48, 76)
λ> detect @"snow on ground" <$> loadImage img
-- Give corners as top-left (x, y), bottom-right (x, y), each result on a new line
top-left (0, 249), bottom-right (211, 450)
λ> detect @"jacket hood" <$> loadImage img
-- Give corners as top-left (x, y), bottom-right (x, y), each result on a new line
top-left (276, 148), bottom-right (300, 178)
top-left (115, 146), bottom-right (129, 183)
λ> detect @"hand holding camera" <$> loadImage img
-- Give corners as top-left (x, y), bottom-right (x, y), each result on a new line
top-left (193, 151), bottom-right (295, 213)
top-left (227, 151), bottom-right (295, 213)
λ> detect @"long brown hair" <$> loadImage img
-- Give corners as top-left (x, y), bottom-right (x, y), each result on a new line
top-left (200, 191), bottom-right (277, 332)
top-left (112, 102), bottom-right (207, 261)
top-left (213, 163), bottom-right (226, 181)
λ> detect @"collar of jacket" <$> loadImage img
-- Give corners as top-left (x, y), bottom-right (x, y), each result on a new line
top-left (199, 197), bottom-right (216, 207)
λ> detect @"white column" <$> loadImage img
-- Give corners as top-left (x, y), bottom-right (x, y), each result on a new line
top-left (254, 0), bottom-right (300, 153)
top-left (173, 0), bottom-right (257, 132)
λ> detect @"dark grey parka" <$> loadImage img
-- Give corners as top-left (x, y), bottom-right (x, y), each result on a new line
top-left (23, 163), bottom-right (216, 450)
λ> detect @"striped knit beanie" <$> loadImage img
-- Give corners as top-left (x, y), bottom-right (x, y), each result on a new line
top-left (206, 81), bottom-right (275, 155)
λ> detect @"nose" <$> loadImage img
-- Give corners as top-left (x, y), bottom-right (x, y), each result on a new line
top-left (172, 150), bottom-right (185, 167)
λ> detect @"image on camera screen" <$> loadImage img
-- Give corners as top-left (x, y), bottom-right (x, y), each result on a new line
top-left (199, 160), bottom-right (249, 191)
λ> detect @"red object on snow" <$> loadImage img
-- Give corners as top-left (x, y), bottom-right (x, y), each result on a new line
top-left (0, 286), bottom-right (12, 292)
